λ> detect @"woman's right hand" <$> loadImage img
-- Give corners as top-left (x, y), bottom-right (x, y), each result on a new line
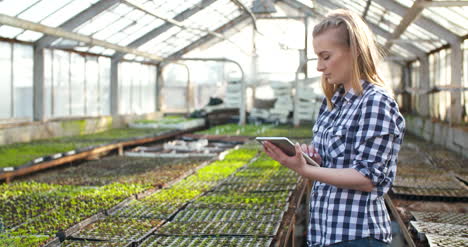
top-left (301, 144), bottom-right (322, 165)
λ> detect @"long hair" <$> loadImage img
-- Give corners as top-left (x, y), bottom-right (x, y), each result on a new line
top-left (313, 9), bottom-right (385, 109)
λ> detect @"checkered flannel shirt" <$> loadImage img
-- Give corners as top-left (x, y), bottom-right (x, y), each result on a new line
top-left (307, 81), bottom-right (405, 246)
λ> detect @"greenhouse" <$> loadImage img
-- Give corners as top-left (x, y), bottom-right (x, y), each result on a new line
top-left (0, 0), bottom-right (467, 246)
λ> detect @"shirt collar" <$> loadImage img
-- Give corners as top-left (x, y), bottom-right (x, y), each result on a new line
top-left (332, 80), bottom-right (369, 106)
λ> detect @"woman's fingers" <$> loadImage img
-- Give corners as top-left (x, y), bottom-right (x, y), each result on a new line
top-left (308, 144), bottom-right (322, 165)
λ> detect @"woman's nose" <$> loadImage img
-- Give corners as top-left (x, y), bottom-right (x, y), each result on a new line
top-left (316, 62), bottom-right (325, 72)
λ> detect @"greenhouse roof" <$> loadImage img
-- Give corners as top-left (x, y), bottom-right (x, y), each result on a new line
top-left (0, 0), bottom-right (466, 62)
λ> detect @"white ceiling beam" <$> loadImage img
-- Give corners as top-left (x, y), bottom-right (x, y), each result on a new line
top-left (373, 0), bottom-right (460, 44)
top-left (416, 1), bottom-right (468, 7)
top-left (0, 13), bottom-right (163, 61)
top-left (384, 0), bottom-right (425, 50)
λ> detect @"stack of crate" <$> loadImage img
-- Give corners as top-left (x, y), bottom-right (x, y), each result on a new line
top-left (295, 86), bottom-right (321, 123)
top-left (224, 81), bottom-right (242, 108)
top-left (269, 82), bottom-right (293, 124)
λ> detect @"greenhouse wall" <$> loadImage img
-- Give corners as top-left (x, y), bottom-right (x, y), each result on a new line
top-left (0, 111), bottom-right (162, 145)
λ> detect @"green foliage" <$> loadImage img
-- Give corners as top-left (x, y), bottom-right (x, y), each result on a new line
top-left (197, 123), bottom-right (312, 138)
top-left (222, 148), bottom-right (258, 161)
top-left (0, 128), bottom-right (170, 168)
top-left (134, 116), bottom-right (196, 125)
top-left (0, 234), bottom-right (51, 247)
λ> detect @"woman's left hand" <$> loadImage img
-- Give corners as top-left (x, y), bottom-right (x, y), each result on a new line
top-left (262, 141), bottom-right (307, 173)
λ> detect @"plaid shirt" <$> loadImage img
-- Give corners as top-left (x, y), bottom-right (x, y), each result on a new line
top-left (307, 81), bottom-right (405, 246)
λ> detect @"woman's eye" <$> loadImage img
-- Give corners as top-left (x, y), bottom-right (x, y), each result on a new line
top-left (323, 56), bottom-right (330, 60)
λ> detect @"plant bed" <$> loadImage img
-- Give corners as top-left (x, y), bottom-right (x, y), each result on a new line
top-left (70, 217), bottom-right (162, 242)
top-left (196, 123), bottom-right (313, 138)
top-left (156, 221), bottom-right (280, 237)
top-left (188, 191), bottom-right (292, 210)
top-left (172, 208), bottom-right (284, 223)
top-left (19, 156), bottom-right (208, 187)
top-left (0, 128), bottom-right (173, 169)
top-left (129, 117), bottom-right (205, 130)
top-left (223, 175), bottom-right (300, 185)
top-left (214, 183), bottom-right (297, 193)
top-left (138, 235), bottom-right (273, 247)
top-left (111, 201), bottom-right (184, 220)
top-left (0, 234), bottom-right (54, 247)
top-left (2, 182), bottom-right (147, 237)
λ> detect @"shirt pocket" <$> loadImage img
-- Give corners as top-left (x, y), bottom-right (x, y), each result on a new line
top-left (327, 127), bottom-right (347, 158)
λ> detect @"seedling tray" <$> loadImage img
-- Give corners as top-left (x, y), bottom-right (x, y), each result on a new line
top-left (110, 201), bottom-right (183, 220)
top-left (59, 240), bottom-right (131, 247)
top-left (156, 221), bottom-right (281, 237)
top-left (70, 217), bottom-right (162, 242)
top-left (391, 187), bottom-right (468, 200)
top-left (214, 183), bottom-right (297, 193)
top-left (138, 235), bottom-right (273, 247)
top-left (410, 221), bottom-right (468, 239)
top-left (425, 234), bottom-right (468, 247)
top-left (172, 208), bottom-right (284, 222)
top-left (223, 176), bottom-right (300, 185)
top-left (393, 174), bottom-right (464, 189)
top-left (410, 211), bottom-right (468, 225)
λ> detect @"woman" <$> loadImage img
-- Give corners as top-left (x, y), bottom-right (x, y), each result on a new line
top-left (262, 9), bottom-right (405, 247)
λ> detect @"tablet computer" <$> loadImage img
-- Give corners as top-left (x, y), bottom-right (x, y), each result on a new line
top-left (256, 137), bottom-right (319, 167)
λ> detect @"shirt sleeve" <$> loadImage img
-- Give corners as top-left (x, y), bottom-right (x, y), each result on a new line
top-left (351, 93), bottom-right (404, 188)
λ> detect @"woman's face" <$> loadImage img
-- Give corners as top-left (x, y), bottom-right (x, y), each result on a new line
top-left (313, 28), bottom-right (353, 91)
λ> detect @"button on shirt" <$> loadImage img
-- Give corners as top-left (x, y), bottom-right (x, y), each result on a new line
top-left (307, 81), bottom-right (405, 246)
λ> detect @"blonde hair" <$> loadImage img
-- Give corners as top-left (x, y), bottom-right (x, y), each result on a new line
top-left (313, 9), bottom-right (385, 109)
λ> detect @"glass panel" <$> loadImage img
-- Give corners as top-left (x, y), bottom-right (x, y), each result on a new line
top-left (0, 26), bottom-right (24, 38)
top-left (41, 0), bottom-right (95, 27)
top-left (0, 0), bottom-right (41, 16)
top-left (15, 30), bottom-right (43, 41)
top-left (85, 56), bottom-right (99, 116)
top-left (99, 56), bottom-right (111, 115)
top-left (53, 50), bottom-right (70, 117)
top-left (44, 49), bottom-right (52, 118)
top-left (12, 43), bottom-right (33, 119)
top-left (70, 53), bottom-right (85, 116)
top-left (17, 0), bottom-right (69, 23)
top-left (422, 7), bottom-right (468, 36)
top-left (0, 42), bottom-right (12, 119)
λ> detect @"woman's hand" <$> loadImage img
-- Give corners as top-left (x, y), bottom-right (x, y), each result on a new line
top-left (301, 143), bottom-right (322, 165)
top-left (262, 141), bottom-right (307, 173)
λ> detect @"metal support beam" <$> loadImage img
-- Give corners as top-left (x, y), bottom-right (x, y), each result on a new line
top-left (35, 0), bottom-right (120, 49)
top-left (110, 60), bottom-right (119, 116)
top-left (33, 47), bottom-right (45, 121)
top-left (384, 0), bottom-right (425, 51)
top-left (418, 55), bottom-right (430, 117)
top-left (122, 0), bottom-right (231, 43)
top-left (450, 40), bottom-right (463, 123)
top-left (0, 14), bottom-right (163, 62)
top-left (230, 0), bottom-right (258, 31)
top-left (362, 0), bottom-right (372, 20)
top-left (112, 0), bottom-right (218, 61)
